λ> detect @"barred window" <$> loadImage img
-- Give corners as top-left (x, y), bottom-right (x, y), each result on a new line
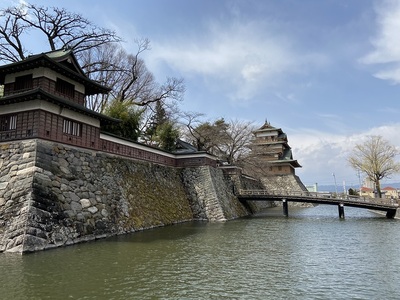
top-left (15, 74), bottom-right (33, 91)
top-left (0, 115), bottom-right (17, 131)
top-left (56, 78), bottom-right (75, 98)
top-left (63, 119), bottom-right (81, 136)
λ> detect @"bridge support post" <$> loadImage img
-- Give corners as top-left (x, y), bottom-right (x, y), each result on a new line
top-left (386, 209), bottom-right (397, 219)
top-left (338, 203), bottom-right (345, 219)
top-left (282, 199), bottom-right (288, 217)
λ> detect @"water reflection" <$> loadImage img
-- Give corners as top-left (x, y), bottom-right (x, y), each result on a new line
top-left (1, 206), bottom-right (399, 299)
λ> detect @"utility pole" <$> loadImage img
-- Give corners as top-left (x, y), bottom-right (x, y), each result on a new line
top-left (332, 173), bottom-right (338, 197)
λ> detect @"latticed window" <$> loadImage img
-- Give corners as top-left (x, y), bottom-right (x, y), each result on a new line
top-left (56, 78), bottom-right (75, 98)
top-left (15, 74), bottom-right (33, 91)
top-left (0, 115), bottom-right (17, 131)
top-left (63, 119), bottom-right (81, 136)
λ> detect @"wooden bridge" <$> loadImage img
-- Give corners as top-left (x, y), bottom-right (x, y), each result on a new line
top-left (237, 190), bottom-right (399, 219)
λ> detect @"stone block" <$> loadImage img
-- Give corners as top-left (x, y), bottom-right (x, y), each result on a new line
top-left (69, 192), bottom-right (80, 202)
top-left (64, 210), bottom-right (76, 218)
top-left (88, 206), bottom-right (98, 214)
top-left (16, 166), bottom-right (36, 176)
top-left (0, 182), bottom-right (8, 190)
top-left (80, 198), bottom-right (91, 208)
top-left (76, 213), bottom-right (85, 221)
top-left (60, 166), bottom-right (70, 175)
top-left (22, 234), bottom-right (48, 253)
top-left (70, 201), bottom-right (82, 212)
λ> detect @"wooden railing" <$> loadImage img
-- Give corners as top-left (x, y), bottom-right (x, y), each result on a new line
top-left (238, 189), bottom-right (399, 207)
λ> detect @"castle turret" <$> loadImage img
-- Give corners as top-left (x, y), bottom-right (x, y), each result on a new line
top-left (251, 121), bottom-right (301, 175)
top-left (0, 48), bottom-right (117, 148)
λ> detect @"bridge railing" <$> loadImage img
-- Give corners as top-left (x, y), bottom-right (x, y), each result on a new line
top-left (238, 189), bottom-right (399, 206)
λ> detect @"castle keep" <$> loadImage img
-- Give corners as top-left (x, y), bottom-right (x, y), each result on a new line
top-left (251, 121), bottom-right (301, 176)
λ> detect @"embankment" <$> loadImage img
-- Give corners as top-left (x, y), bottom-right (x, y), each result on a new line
top-left (0, 139), bottom-right (267, 253)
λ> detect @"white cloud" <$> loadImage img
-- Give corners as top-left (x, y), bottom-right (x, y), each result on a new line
top-left (148, 17), bottom-right (328, 103)
top-left (362, 0), bottom-right (400, 64)
top-left (361, 0), bottom-right (400, 82)
top-left (289, 123), bottom-right (400, 185)
top-left (372, 67), bottom-right (400, 84)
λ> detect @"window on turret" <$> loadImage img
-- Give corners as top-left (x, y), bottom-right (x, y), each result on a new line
top-left (56, 78), bottom-right (75, 98)
top-left (15, 74), bottom-right (33, 91)
top-left (0, 114), bottom-right (17, 131)
top-left (63, 118), bottom-right (81, 136)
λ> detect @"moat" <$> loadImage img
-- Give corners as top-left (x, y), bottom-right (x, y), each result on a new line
top-left (1, 205), bottom-right (399, 300)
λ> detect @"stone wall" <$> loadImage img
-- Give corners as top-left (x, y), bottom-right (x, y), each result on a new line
top-left (261, 174), bottom-right (307, 192)
top-left (0, 140), bottom-right (36, 253)
top-left (181, 167), bottom-right (250, 221)
top-left (261, 174), bottom-right (311, 207)
top-left (0, 139), bottom-right (253, 253)
top-left (235, 174), bottom-right (275, 212)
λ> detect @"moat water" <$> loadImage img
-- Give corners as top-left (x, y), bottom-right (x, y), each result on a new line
top-left (1, 205), bottom-right (400, 300)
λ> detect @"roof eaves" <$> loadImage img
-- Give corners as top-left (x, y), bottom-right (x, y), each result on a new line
top-left (0, 52), bottom-right (111, 95)
top-left (0, 88), bottom-right (119, 124)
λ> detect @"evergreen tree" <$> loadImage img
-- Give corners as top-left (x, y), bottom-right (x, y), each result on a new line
top-left (103, 100), bottom-right (143, 141)
top-left (156, 122), bottom-right (179, 152)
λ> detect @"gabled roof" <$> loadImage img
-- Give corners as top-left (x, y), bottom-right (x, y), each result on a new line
top-left (43, 48), bottom-right (86, 76)
top-left (361, 187), bottom-right (373, 192)
top-left (382, 186), bottom-right (397, 191)
top-left (174, 139), bottom-right (199, 154)
top-left (0, 48), bottom-right (110, 95)
top-left (253, 121), bottom-right (288, 142)
top-left (253, 121), bottom-right (283, 134)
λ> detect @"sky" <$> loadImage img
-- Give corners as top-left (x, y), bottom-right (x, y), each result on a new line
top-left (2, 0), bottom-right (400, 188)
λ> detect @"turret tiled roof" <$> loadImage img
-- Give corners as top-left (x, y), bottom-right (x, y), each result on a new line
top-left (0, 48), bottom-right (110, 95)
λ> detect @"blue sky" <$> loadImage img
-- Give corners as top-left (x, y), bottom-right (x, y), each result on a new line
top-left (3, 0), bottom-right (400, 188)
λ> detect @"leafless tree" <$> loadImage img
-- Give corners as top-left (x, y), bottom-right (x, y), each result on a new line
top-left (348, 135), bottom-right (400, 198)
top-left (0, 3), bottom-right (121, 62)
top-left (182, 116), bottom-right (255, 164)
top-left (216, 119), bottom-right (255, 164)
top-left (81, 41), bottom-right (185, 112)
top-left (179, 111), bottom-right (206, 149)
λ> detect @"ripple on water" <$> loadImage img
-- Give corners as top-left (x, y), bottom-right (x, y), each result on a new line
top-left (1, 206), bottom-right (400, 299)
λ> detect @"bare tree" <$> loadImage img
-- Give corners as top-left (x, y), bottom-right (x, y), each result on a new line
top-left (0, 3), bottom-right (121, 62)
top-left (182, 117), bottom-right (255, 164)
top-left (179, 111), bottom-right (206, 149)
top-left (81, 41), bottom-right (185, 112)
top-left (215, 119), bottom-right (255, 164)
top-left (0, 4), bottom-right (184, 113)
top-left (348, 135), bottom-right (400, 198)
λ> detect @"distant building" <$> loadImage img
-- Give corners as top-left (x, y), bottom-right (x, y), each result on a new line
top-left (382, 186), bottom-right (398, 199)
top-left (360, 186), bottom-right (374, 198)
top-left (251, 121), bottom-right (301, 175)
top-left (306, 183), bottom-right (318, 192)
